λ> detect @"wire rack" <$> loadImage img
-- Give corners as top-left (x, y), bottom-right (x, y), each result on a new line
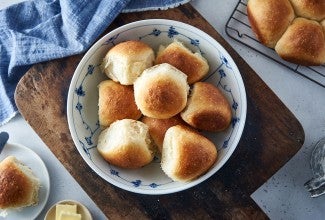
top-left (225, 0), bottom-right (325, 88)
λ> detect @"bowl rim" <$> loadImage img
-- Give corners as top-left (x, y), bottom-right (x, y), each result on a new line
top-left (67, 19), bottom-right (247, 195)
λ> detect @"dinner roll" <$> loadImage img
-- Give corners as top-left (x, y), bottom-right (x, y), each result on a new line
top-left (98, 80), bottom-right (142, 127)
top-left (97, 119), bottom-right (154, 169)
top-left (289, 0), bottom-right (325, 21)
top-left (247, 0), bottom-right (325, 65)
top-left (161, 125), bottom-right (217, 182)
top-left (141, 115), bottom-right (186, 153)
top-left (275, 18), bottom-right (325, 66)
top-left (181, 82), bottom-right (232, 132)
top-left (0, 156), bottom-right (40, 209)
top-left (247, 0), bottom-right (295, 48)
top-left (155, 40), bottom-right (209, 84)
top-left (101, 40), bottom-right (155, 85)
top-left (134, 63), bottom-right (189, 119)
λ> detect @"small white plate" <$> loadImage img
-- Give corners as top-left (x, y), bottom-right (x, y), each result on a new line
top-left (0, 143), bottom-right (50, 220)
top-left (44, 200), bottom-right (92, 220)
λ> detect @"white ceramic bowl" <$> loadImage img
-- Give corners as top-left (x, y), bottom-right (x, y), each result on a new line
top-left (67, 19), bottom-right (247, 194)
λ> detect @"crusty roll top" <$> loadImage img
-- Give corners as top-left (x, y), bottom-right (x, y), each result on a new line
top-left (98, 80), bottom-right (142, 127)
top-left (161, 125), bottom-right (217, 182)
top-left (181, 82), bottom-right (232, 132)
top-left (247, 0), bottom-right (295, 48)
top-left (134, 63), bottom-right (189, 119)
top-left (289, 0), bottom-right (325, 21)
top-left (141, 115), bottom-right (186, 153)
top-left (155, 40), bottom-right (209, 84)
top-left (275, 17), bottom-right (325, 66)
top-left (97, 119), bottom-right (154, 169)
top-left (101, 40), bottom-right (154, 85)
top-left (0, 156), bottom-right (39, 209)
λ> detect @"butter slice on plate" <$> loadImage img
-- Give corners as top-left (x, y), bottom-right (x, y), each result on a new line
top-left (55, 204), bottom-right (79, 220)
top-left (59, 212), bottom-right (82, 220)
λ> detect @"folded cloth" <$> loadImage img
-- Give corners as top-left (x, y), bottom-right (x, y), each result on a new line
top-left (0, 0), bottom-right (190, 126)
top-left (123, 0), bottom-right (190, 12)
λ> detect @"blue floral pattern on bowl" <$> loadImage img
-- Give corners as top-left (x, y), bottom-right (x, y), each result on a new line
top-left (67, 19), bottom-right (247, 194)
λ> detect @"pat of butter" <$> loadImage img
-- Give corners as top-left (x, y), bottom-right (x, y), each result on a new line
top-left (59, 212), bottom-right (82, 220)
top-left (55, 204), bottom-right (77, 220)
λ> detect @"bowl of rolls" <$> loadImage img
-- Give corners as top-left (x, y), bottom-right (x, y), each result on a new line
top-left (67, 19), bottom-right (247, 194)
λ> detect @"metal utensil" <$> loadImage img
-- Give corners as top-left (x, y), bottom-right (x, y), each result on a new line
top-left (304, 137), bottom-right (325, 198)
top-left (0, 131), bottom-right (9, 154)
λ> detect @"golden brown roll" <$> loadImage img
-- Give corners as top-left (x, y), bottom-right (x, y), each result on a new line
top-left (155, 40), bottom-right (209, 84)
top-left (0, 156), bottom-right (40, 209)
top-left (275, 17), bottom-right (325, 66)
top-left (141, 115), bottom-right (186, 153)
top-left (181, 82), bottom-right (232, 132)
top-left (134, 63), bottom-right (189, 119)
top-left (289, 0), bottom-right (325, 21)
top-left (247, 0), bottom-right (295, 48)
top-left (97, 119), bottom-right (154, 169)
top-left (161, 125), bottom-right (217, 182)
top-left (101, 40), bottom-right (155, 85)
top-left (98, 80), bottom-right (142, 127)
top-left (247, 0), bottom-right (325, 65)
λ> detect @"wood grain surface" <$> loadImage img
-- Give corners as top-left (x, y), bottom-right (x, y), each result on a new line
top-left (14, 4), bottom-right (304, 219)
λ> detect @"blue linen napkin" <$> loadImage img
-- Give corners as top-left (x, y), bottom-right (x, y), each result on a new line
top-left (0, 0), bottom-right (190, 126)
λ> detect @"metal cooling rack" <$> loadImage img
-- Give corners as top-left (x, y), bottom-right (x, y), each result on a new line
top-left (225, 0), bottom-right (325, 88)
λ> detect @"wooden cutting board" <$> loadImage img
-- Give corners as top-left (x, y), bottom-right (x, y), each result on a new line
top-left (14, 3), bottom-right (304, 219)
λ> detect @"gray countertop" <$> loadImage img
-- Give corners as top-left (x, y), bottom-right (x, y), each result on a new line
top-left (1, 0), bottom-right (324, 219)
